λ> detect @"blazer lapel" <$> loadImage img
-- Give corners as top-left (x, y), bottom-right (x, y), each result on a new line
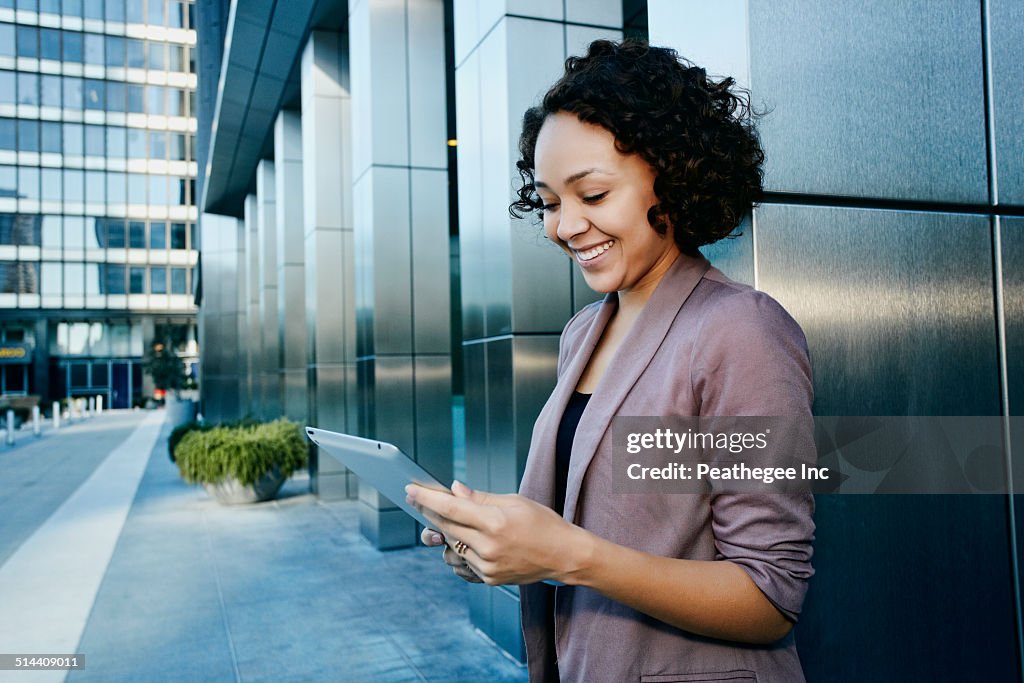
top-left (519, 297), bottom-right (617, 509)
top-left (562, 253), bottom-right (711, 524)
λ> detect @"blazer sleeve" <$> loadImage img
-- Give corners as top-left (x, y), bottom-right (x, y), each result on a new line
top-left (689, 287), bottom-right (816, 623)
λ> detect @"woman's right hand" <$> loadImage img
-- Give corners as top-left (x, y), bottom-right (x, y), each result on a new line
top-left (420, 527), bottom-right (483, 583)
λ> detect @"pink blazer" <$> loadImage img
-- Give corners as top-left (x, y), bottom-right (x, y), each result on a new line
top-left (518, 252), bottom-right (816, 683)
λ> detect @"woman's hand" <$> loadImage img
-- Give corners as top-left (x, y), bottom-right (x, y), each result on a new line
top-left (419, 527), bottom-right (483, 583)
top-left (406, 480), bottom-right (590, 586)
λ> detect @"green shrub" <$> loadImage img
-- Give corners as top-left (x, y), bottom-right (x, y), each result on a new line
top-left (167, 416), bottom-right (261, 462)
top-left (174, 419), bottom-right (307, 486)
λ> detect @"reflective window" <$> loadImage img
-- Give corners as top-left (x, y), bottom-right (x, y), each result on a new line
top-left (85, 169), bottom-right (104, 202)
top-left (40, 0), bottom-right (60, 11)
top-left (0, 26), bottom-right (14, 59)
top-left (150, 266), bottom-right (166, 293)
top-left (127, 173), bottom-right (145, 203)
top-left (84, 33), bottom-right (103, 65)
top-left (170, 266), bottom-right (186, 293)
top-left (148, 42), bottom-right (164, 70)
top-left (167, 88), bottom-right (183, 117)
top-left (18, 167), bottom-right (39, 199)
top-left (126, 38), bottom-right (145, 68)
top-left (83, 0), bottom-right (102, 20)
top-left (17, 73), bottom-right (38, 106)
top-left (109, 323), bottom-right (130, 354)
top-left (172, 177), bottom-right (187, 206)
top-left (83, 79), bottom-right (104, 110)
top-left (170, 222), bottom-right (186, 249)
top-left (128, 265), bottom-right (144, 293)
top-left (16, 0), bottom-right (38, 11)
top-left (104, 0), bottom-right (124, 22)
top-left (104, 264), bottom-right (125, 293)
top-left (0, 119), bottom-right (14, 150)
top-left (0, 261), bottom-right (40, 294)
top-left (190, 266), bottom-right (196, 294)
top-left (167, 44), bottom-right (182, 71)
top-left (69, 363), bottom-right (87, 386)
top-left (40, 262), bottom-right (61, 295)
top-left (63, 123), bottom-right (83, 156)
top-left (68, 323), bottom-right (89, 354)
top-left (63, 77), bottom-right (83, 109)
top-left (105, 35), bottom-right (124, 67)
top-left (63, 0), bottom-right (83, 18)
top-left (84, 124), bottom-right (104, 156)
top-left (41, 121), bottom-right (61, 153)
top-left (0, 72), bottom-right (13, 105)
top-left (63, 31), bottom-right (83, 62)
top-left (125, 0), bottom-right (142, 23)
top-left (127, 83), bottom-right (144, 113)
top-left (85, 264), bottom-right (101, 295)
top-left (106, 127), bottom-right (126, 157)
top-left (169, 133), bottom-right (186, 160)
top-left (41, 168), bottom-right (61, 201)
top-left (147, 0), bottom-right (164, 26)
top-left (64, 216), bottom-right (85, 249)
top-left (41, 215), bottom-right (60, 248)
top-left (16, 27), bottom-right (38, 59)
top-left (63, 169), bottom-right (84, 204)
top-left (84, 215), bottom-right (101, 248)
top-left (146, 85), bottom-right (164, 115)
top-left (106, 81), bottom-right (125, 112)
top-left (64, 263), bottom-right (84, 296)
top-left (149, 220), bottom-right (166, 249)
top-left (127, 128), bottom-right (145, 158)
top-left (129, 220), bottom-right (145, 248)
top-left (149, 130), bottom-right (166, 159)
top-left (92, 361), bottom-right (107, 386)
top-left (106, 218), bottom-right (125, 247)
top-left (149, 175), bottom-right (166, 205)
top-left (40, 75), bottom-right (61, 107)
top-left (106, 171), bottom-right (125, 204)
top-left (0, 166), bottom-right (15, 196)
top-left (40, 28), bottom-right (61, 61)
top-left (18, 119), bottom-right (39, 152)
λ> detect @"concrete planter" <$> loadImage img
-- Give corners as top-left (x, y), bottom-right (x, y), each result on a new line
top-left (203, 466), bottom-right (286, 505)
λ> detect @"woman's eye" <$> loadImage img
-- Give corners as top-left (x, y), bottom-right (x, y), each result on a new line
top-left (541, 203), bottom-right (560, 211)
top-left (582, 192), bottom-right (608, 204)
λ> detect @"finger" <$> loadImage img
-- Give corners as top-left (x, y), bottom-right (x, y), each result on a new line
top-left (405, 484), bottom-right (485, 528)
top-left (415, 506), bottom-right (488, 550)
top-left (453, 565), bottom-right (484, 583)
top-left (420, 527), bottom-right (445, 547)
top-left (451, 480), bottom-right (512, 507)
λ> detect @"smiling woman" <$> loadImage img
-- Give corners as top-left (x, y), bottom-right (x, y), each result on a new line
top-left (408, 38), bottom-right (815, 683)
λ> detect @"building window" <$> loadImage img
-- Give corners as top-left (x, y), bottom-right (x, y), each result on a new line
top-left (40, 75), bottom-right (61, 108)
top-left (17, 73), bottom-right (38, 106)
top-left (0, 261), bottom-right (40, 294)
top-left (63, 77), bottom-right (83, 109)
top-left (104, 0), bottom-right (124, 23)
top-left (64, 263), bottom-right (84, 295)
top-left (84, 79), bottom-right (105, 110)
top-left (150, 266), bottom-right (166, 293)
top-left (170, 222), bottom-right (186, 249)
top-left (16, 27), bottom-right (38, 59)
top-left (84, 33), bottom-right (103, 65)
top-left (170, 266), bottom-right (186, 294)
top-left (41, 121), bottom-right (62, 153)
top-left (106, 219), bottom-right (125, 247)
top-left (0, 119), bottom-right (13, 150)
top-left (129, 266), bottom-right (145, 293)
top-left (105, 35), bottom-right (125, 68)
top-left (104, 264), bottom-right (125, 293)
top-left (0, 72), bottom-right (14, 105)
top-left (40, 28), bottom-right (61, 61)
top-left (0, 25), bottom-right (14, 59)
top-left (18, 119), bottom-right (39, 152)
top-left (149, 221), bottom-right (166, 249)
top-left (126, 38), bottom-right (145, 68)
top-left (129, 221), bottom-right (145, 248)
top-left (63, 31), bottom-right (83, 62)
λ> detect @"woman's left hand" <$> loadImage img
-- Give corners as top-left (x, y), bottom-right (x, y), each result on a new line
top-left (405, 480), bottom-right (587, 586)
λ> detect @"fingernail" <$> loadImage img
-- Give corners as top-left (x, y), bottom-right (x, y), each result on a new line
top-left (430, 533), bottom-right (442, 544)
top-left (452, 479), bottom-right (468, 493)
top-left (404, 484), bottom-right (413, 494)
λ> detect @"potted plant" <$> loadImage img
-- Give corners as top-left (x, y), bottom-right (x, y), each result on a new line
top-left (174, 419), bottom-right (307, 504)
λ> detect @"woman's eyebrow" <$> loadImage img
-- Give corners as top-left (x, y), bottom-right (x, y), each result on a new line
top-left (535, 168), bottom-right (610, 189)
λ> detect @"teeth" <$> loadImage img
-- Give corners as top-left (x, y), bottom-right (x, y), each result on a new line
top-left (577, 240), bottom-right (614, 262)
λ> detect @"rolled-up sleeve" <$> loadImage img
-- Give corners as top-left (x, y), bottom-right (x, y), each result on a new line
top-left (690, 287), bottom-right (816, 622)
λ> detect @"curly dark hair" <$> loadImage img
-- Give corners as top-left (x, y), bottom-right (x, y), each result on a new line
top-left (509, 38), bottom-right (764, 254)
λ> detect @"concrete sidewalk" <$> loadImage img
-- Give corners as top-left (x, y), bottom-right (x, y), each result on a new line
top-left (0, 410), bottom-right (527, 682)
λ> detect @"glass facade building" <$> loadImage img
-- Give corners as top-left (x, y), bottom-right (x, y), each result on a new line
top-left (0, 0), bottom-right (198, 408)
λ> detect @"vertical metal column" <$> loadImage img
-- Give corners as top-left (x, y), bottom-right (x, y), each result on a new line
top-left (274, 110), bottom-right (308, 423)
top-left (453, 0), bottom-right (621, 661)
top-left (349, 0), bottom-right (454, 550)
top-left (244, 195), bottom-right (261, 419)
top-left (256, 161), bottom-right (281, 419)
top-left (301, 31), bottom-right (359, 500)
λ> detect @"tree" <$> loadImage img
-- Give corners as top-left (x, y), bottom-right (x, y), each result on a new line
top-left (143, 342), bottom-right (186, 395)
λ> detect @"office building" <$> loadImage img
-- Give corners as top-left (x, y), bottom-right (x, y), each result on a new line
top-left (195, 0), bottom-right (1022, 677)
top-left (0, 0), bottom-right (199, 409)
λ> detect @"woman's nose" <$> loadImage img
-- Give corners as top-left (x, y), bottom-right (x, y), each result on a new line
top-left (556, 204), bottom-right (590, 243)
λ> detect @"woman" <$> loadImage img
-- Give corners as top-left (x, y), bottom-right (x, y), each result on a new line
top-left (406, 39), bottom-right (815, 682)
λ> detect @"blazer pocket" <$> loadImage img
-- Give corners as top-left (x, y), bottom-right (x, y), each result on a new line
top-left (641, 671), bottom-right (757, 683)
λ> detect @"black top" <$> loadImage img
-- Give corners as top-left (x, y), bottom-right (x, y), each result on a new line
top-left (554, 390), bottom-right (591, 516)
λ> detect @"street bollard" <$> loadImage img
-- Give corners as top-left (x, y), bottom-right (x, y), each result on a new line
top-left (87, 396), bottom-right (94, 417)
top-left (96, 394), bottom-right (103, 414)
top-left (5, 409), bottom-right (13, 446)
top-left (32, 405), bottom-right (40, 437)
top-left (52, 401), bottom-right (60, 429)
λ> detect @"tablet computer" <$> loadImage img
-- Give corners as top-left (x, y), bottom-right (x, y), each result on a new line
top-left (305, 426), bottom-right (448, 531)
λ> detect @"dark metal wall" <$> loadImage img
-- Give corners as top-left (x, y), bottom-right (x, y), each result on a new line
top-left (660, 0), bottom-right (1024, 678)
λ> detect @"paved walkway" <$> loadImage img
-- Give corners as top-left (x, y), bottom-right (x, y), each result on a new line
top-left (0, 410), bottom-right (528, 682)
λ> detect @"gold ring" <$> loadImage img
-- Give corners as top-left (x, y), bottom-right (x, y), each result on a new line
top-left (453, 540), bottom-right (469, 556)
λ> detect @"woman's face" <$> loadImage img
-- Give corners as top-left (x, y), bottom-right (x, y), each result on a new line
top-left (534, 111), bottom-right (680, 296)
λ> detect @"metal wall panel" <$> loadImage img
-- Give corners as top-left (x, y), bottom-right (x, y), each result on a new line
top-left (754, 204), bottom-right (1017, 680)
top-left (990, 0), bottom-right (1024, 205)
top-left (1004, 217), bottom-right (1024, 638)
top-left (414, 354), bottom-right (454, 484)
top-left (748, 0), bottom-right (987, 203)
top-left (756, 204), bottom-right (1000, 416)
top-left (699, 215), bottom-right (754, 287)
top-left (455, 51), bottom-right (485, 341)
top-left (411, 169), bottom-right (452, 355)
